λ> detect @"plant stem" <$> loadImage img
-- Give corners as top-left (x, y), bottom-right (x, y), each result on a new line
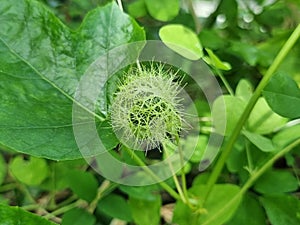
top-left (176, 137), bottom-right (192, 207)
top-left (202, 139), bottom-right (300, 225)
top-left (186, 0), bottom-right (201, 33)
top-left (170, 165), bottom-right (186, 203)
top-left (0, 183), bottom-right (18, 192)
top-left (116, 0), bottom-right (123, 12)
top-left (87, 180), bottom-right (111, 214)
top-left (123, 147), bottom-right (181, 200)
top-left (242, 139), bottom-right (300, 192)
top-left (162, 141), bottom-right (188, 205)
top-left (203, 24), bottom-right (300, 202)
top-left (215, 68), bottom-right (234, 96)
top-left (245, 138), bottom-right (254, 173)
top-left (43, 199), bottom-right (87, 220)
top-left (22, 204), bottom-right (41, 211)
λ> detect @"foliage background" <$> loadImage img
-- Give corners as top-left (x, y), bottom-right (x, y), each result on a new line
top-left (0, 0), bottom-right (300, 225)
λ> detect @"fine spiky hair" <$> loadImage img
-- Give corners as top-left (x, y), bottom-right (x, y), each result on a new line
top-left (110, 63), bottom-right (185, 151)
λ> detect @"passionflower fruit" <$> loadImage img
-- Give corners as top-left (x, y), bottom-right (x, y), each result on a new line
top-left (110, 64), bottom-right (184, 151)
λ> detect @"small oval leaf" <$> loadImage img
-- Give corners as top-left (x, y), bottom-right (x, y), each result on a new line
top-left (159, 24), bottom-right (203, 60)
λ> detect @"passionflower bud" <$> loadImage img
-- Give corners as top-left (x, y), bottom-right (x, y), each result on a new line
top-left (110, 64), bottom-right (184, 151)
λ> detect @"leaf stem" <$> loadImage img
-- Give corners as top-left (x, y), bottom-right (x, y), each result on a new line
top-left (186, 0), bottom-right (201, 33)
top-left (43, 199), bottom-right (88, 219)
top-left (176, 136), bottom-right (192, 207)
top-left (215, 68), bottom-right (234, 96)
top-left (0, 183), bottom-right (18, 192)
top-left (245, 138), bottom-right (254, 173)
top-left (203, 24), bottom-right (300, 202)
top-left (122, 147), bottom-right (181, 200)
top-left (87, 180), bottom-right (111, 214)
top-left (162, 141), bottom-right (189, 205)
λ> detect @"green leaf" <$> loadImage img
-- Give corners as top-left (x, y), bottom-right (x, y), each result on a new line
top-left (159, 24), bottom-right (203, 60)
top-left (145, 0), bottom-right (179, 22)
top-left (0, 204), bottom-right (56, 225)
top-left (228, 41), bottom-right (260, 66)
top-left (212, 95), bottom-right (246, 136)
top-left (260, 195), bottom-right (300, 225)
top-left (226, 137), bottom-right (246, 173)
top-left (98, 194), bottom-right (132, 222)
top-left (0, 154), bottom-right (7, 185)
top-left (235, 79), bottom-right (253, 102)
top-left (128, 196), bottom-right (161, 225)
top-left (9, 156), bottom-right (49, 186)
top-left (62, 208), bottom-right (96, 225)
top-left (254, 170), bottom-right (299, 194)
top-left (247, 97), bottom-right (288, 134)
top-left (172, 200), bottom-right (198, 225)
top-left (40, 159), bottom-right (86, 191)
top-left (119, 184), bottom-right (161, 201)
top-left (197, 184), bottom-right (242, 225)
top-left (243, 130), bottom-right (275, 152)
top-left (183, 135), bottom-right (208, 163)
top-left (173, 184), bottom-right (242, 225)
top-left (273, 124), bottom-right (300, 148)
top-left (0, 0), bottom-right (145, 160)
top-left (204, 48), bottom-right (231, 71)
top-left (228, 193), bottom-right (266, 225)
top-left (65, 170), bottom-right (98, 202)
top-left (263, 73), bottom-right (300, 119)
top-left (198, 29), bottom-right (226, 50)
top-left (127, 0), bottom-right (147, 18)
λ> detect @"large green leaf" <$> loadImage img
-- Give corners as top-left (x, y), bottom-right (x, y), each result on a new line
top-left (0, 0), bottom-right (145, 160)
top-left (247, 97), bottom-right (287, 134)
top-left (128, 196), bottom-right (161, 225)
top-left (254, 170), bottom-right (298, 194)
top-left (0, 204), bottom-right (56, 225)
top-left (260, 195), bottom-right (300, 225)
top-left (173, 184), bottom-right (242, 225)
top-left (98, 194), bottom-right (132, 222)
top-left (263, 73), bottom-right (300, 119)
top-left (228, 193), bottom-right (266, 225)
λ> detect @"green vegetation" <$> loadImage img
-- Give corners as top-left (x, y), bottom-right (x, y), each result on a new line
top-left (0, 0), bottom-right (300, 224)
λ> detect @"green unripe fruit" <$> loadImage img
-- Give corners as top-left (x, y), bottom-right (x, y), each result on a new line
top-left (110, 64), bottom-right (184, 150)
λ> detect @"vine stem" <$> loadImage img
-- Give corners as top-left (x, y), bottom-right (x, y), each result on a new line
top-left (43, 199), bottom-right (88, 220)
top-left (116, 0), bottom-right (123, 12)
top-left (215, 68), bottom-right (234, 96)
top-left (175, 136), bottom-right (192, 207)
top-left (122, 147), bottom-right (181, 200)
top-left (87, 180), bottom-right (111, 214)
top-left (202, 138), bottom-right (300, 225)
top-left (241, 139), bottom-right (300, 193)
top-left (162, 140), bottom-right (190, 206)
top-left (186, 0), bottom-right (201, 33)
top-left (203, 24), bottom-right (300, 202)
top-left (0, 183), bottom-right (18, 192)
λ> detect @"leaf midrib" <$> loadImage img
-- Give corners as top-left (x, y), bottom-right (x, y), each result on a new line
top-left (0, 36), bottom-right (105, 122)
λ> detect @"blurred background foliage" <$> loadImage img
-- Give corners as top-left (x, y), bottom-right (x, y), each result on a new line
top-left (1, 0), bottom-right (300, 224)
top-left (39, 0), bottom-right (300, 87)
